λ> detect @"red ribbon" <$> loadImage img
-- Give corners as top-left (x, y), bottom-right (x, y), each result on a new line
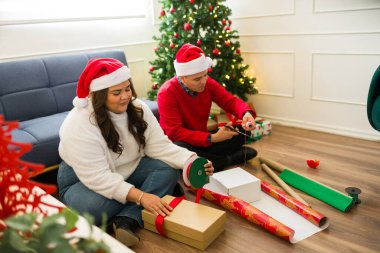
top-left (184, 162), bottom-right (203, 204)
top-left (155, 196), bottom-right (185, 237)
top-left (226, 112), bottom-right (237, 123)
top-left (195, 188), bottom-right (203, 203)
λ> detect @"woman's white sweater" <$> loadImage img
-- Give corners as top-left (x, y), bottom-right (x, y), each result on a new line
top-left (59, 98), bottom-right (195, 204)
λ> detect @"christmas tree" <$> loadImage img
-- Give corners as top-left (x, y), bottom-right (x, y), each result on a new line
top-left (147, 0), bottom-right (257, 101)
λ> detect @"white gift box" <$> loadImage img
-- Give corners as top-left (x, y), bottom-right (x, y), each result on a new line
top-left (204, 167), bottom-right (261, 203)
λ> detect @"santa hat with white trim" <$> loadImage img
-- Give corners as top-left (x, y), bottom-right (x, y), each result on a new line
top-left (173, 43), bottom-right (214, 77)
top-left (73, 58), bottom-right (131, 108)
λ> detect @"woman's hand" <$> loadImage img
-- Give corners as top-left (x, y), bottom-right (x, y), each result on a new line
top-left (140, 192), bottom-right (173, 217)
top-left (204, 160), bottom-right (214, 176)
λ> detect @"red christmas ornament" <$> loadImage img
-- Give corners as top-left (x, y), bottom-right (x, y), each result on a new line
top-left (160, 10), bottom-right (166, 17)
top-left (222, 19), bottom-right (227, 25)
top-left (184, 23), bottom-right (192, 30)
top-left (169, 43), bottom-right (175, 49)
top-left (149, 66), bottom-right (154, 72)
top-left (228, 20), bottom-right (232, 25)
top-left (225, 41), bottom-right (230, 47)
top-left (306, 159), bottom-right (320, 169)
top-left (225, 26), bottom-right (231, 31)
top-left (212, 48), bottom-right (220, 55)
top-left (189, 0), bottom-right (195, 4)
top-left (208, 68), bottom-right (213, 73)
top-left (174, 32), bottom-right (179, 38)
top-left (152, 83), bottom-right (158, 89)
top-left (153, 47), bottom-right (158, 51)
top-left (196, 39), bottom-right (202, 45)
top-left (236, 49), bottom-right (241, 54)
top-left (209, 5), bottom-right (213, 11)
top-left (170, 7), bottom-right (175, 13)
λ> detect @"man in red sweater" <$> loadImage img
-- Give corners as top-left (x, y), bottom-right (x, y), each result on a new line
top-left (157, 43), bottom-right (257, 171)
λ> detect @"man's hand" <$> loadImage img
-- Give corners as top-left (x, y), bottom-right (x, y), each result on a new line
top-left (210, 122), bottom-right (238, 143)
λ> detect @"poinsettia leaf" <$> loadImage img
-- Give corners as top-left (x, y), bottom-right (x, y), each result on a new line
top-left (0, 243), bottom-right (15, 253)
top-left (49, 240), bottom-right (77, 253)
top-left (0, 229), bottom-right (37, 253)
top-left (76, 238), bottom-right (110, 253)
top-left (39, 213), bottom-right (61, 230)
top-left (40, 217), bottom-right (68, 243)
top-left (5, 213), bottom-right (37, 232)
top-left (61, 208), bottom-right (79, 231)
top-left (99, 213), bottom-right (108, 232)
top-left (41, 224), bottom-right (67, 242)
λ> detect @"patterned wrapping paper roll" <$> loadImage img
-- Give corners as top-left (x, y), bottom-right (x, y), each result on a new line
top-left (201, 188), bottom-right (295, 242)
top-left (260, 180), bottom-right (328, 227)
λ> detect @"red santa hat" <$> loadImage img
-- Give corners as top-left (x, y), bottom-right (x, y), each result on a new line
top-left (173, 43), bottom-right (214, 76)
top-left (73, 58), bottom-right (131, 108)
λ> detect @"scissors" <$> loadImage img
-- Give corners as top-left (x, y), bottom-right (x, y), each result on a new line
top-left (224, 125), bottom-right (252, 138)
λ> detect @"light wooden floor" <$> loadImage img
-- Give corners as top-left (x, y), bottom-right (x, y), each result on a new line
top-left (132, 124), bottom-right (380, 253)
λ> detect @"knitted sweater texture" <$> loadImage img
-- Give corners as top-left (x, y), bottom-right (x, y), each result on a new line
top-left (59, 98), bottom-right (194, 204)
top-left (158, 76), bottom-right (255, 147)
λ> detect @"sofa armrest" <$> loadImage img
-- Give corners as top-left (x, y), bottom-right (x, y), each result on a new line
top-left (142, 99), bottom-right (159, 121)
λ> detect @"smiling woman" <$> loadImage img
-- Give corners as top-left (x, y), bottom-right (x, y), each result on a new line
top-left (0, 0), bottom-right (145, 25)
top-left (106, 81), bottom-right (133, 114)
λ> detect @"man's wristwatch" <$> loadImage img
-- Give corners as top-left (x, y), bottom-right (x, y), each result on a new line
top-left (207, 134), bottom-right (212, 144)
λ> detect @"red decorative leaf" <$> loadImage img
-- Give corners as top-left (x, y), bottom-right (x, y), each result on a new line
top-left (0, 115), bottom-right (59, 226)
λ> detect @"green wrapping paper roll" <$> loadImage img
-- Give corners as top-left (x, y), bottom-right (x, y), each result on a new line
top-left (279, 169), bottom-right (354, 212)
top-left (188, 157), bottom-right (209, 188)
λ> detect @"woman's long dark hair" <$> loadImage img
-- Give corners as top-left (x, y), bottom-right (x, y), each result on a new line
top-left (91, 79), bottom-right (148, 155)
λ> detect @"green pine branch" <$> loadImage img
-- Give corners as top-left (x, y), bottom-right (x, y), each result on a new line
top-left (147, 0), bottom-right (258, 101)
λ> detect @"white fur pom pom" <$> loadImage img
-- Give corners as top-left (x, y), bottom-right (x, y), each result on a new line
top-left (207, 56), bottom-right (216, 67)
top-left (73, 96), bottom-right (88, 108)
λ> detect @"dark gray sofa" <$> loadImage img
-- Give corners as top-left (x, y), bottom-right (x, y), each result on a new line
top-left (0, 50), bottom-right (158, 168)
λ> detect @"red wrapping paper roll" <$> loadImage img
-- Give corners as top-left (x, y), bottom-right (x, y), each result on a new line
top-left (201, 188), bottom-right (295, 241)
top-left (260, 180), bottom-right (327, 227)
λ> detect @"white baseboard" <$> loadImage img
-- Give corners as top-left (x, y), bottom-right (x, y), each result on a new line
top-left (259, 114), bottom-right (380, 142)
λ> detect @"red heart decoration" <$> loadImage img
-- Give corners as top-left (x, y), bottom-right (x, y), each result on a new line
top-left (307, 159), bottom-right (320, 169)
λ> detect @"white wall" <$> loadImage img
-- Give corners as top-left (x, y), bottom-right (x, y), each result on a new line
top-left (0, 0), bottom-right (158, 98)
top-left (1, 0), bottom-right (380, 141)
top-left (226, 0), bottom-right (380, 141)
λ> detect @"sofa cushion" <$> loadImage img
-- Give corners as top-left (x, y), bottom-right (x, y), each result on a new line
top-left (0, 59), bottom-right (54, 121)
top-left (43, 54), bottom-right (88, 113)
top-left (11, 112), bottom-right (69, 166)
top-left (2, 89), bottom-right (57, 121)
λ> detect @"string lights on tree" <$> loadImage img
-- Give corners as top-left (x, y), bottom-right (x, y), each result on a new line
top-left (147, 0), bottom-right (257, 101)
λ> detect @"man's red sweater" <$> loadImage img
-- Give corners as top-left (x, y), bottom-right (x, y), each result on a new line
top-left (157, 76), bottom-right (255, 147)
